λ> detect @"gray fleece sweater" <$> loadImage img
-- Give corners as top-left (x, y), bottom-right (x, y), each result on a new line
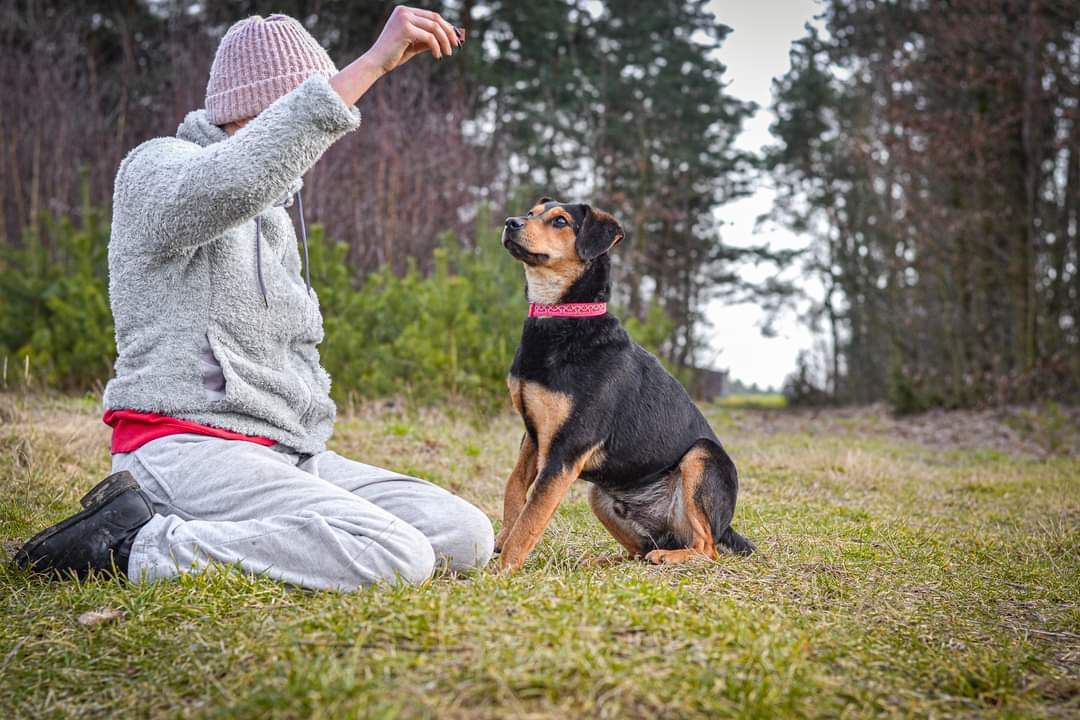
top-left (104, 75), bottom-right (361, 454)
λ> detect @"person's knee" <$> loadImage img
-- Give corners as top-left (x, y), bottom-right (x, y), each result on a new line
top-left (439, 501), bottom-right (494, 572)
top-left (384, 522), bottom-right (437, 585)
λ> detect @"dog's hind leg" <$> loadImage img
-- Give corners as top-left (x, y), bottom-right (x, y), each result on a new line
top-left (699, 442), bottom-right (755, 556)
top-left (494, 433), bottom-right (538, 554)
top-left (644, 442), bottom-right (748, 565)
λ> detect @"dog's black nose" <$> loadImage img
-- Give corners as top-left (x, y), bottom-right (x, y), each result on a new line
top-left (505, 217), bottom-right (523, 231)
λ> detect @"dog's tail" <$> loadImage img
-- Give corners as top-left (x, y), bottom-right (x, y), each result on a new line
top-left (717, 526), bottom-right (755, 556)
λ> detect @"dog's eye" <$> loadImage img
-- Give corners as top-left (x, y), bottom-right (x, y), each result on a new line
top-left (552, 216), bottom-right (568, 227)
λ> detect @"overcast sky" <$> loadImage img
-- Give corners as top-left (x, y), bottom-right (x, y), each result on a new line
top-left (701, 0), bottom-right (822, 389)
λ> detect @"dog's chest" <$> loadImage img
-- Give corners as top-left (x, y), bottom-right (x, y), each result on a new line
top-left (506, 376), bottom-right (573, 448)
top-left (507, 375), bottom-right (526, 417)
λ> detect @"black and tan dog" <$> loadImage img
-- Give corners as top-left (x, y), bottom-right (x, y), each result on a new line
top-left (495, 198), bottom-right (754, 571)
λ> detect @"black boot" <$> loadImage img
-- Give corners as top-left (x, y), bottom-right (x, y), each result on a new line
top-left (12, 471), bottom-right (153, 578)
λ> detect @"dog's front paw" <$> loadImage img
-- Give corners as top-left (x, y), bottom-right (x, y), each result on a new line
top-left (497, 552), bottom-right (525, 573)
top-left (493, 527), bottom-right (512, 555)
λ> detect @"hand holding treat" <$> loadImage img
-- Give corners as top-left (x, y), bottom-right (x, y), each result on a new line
top-left (332, 5), bottom-right (464, 106)
top-left (369, 5), bottom-right (465, 72)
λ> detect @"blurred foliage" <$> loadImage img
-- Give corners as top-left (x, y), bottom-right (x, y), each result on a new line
top-left (781, 351), bottom-right (833, 409)
top-left (0, 181), bottom-right (114, 390)
top-left (714, 393), bottom-right (787, 410)
top-left (310, 205), bottom-right (525, 410)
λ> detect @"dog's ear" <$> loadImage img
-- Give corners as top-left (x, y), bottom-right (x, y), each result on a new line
top-left (537, 196), bottom-right (555, 205)
top-left (576, 206), bottom-right (625, 261)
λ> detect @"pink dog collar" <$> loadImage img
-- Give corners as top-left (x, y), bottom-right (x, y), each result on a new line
top-left (528, 302), bottom-right (608, 318)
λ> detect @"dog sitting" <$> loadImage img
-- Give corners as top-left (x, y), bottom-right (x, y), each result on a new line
top-left (494, 198), bottom-right (754, 571)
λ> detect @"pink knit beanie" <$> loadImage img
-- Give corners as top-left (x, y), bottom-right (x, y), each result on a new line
top-left (205, 14), bottom-right (338, 126)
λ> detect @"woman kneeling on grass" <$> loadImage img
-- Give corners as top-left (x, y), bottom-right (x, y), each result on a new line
top-left (14, 9), bottom-right (494, 590)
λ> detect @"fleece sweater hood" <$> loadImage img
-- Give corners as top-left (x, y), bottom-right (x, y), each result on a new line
top-left (103, 74), bottom-right (361, 455)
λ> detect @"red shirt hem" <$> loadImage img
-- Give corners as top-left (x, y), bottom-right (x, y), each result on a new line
top-left (103, 409), bottom-right (276, 454)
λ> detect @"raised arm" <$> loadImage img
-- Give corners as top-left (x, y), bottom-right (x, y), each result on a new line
top-left (115, 75), bottom-right (356, 255)
top-left (114, 6), bottom-right (463, 255)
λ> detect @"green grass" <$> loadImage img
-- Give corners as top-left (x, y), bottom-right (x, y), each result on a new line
top-left (1, 394), bottom-right (1078, 719)
top-left (715, 393), bottom-right (787, 409)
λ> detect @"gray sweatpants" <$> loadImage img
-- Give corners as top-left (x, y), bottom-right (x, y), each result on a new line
top-left (112, 434), bottom-right (494, 590)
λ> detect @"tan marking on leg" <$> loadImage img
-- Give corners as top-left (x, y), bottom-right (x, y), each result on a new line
top-left (588, 484), bottom-right (645, 558)
top-left (499, 447), bottom-right (597, 572)
top-left (494, 433), bottom-right (537, 553)
top-left (520, 382), bottom-right (572, 469)
top-left (498, 380), bottom-right (569, 555)
top-left (682, 446), bottom-right (720, 559)
top-left (645, 445), bottom-right (718, 565)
